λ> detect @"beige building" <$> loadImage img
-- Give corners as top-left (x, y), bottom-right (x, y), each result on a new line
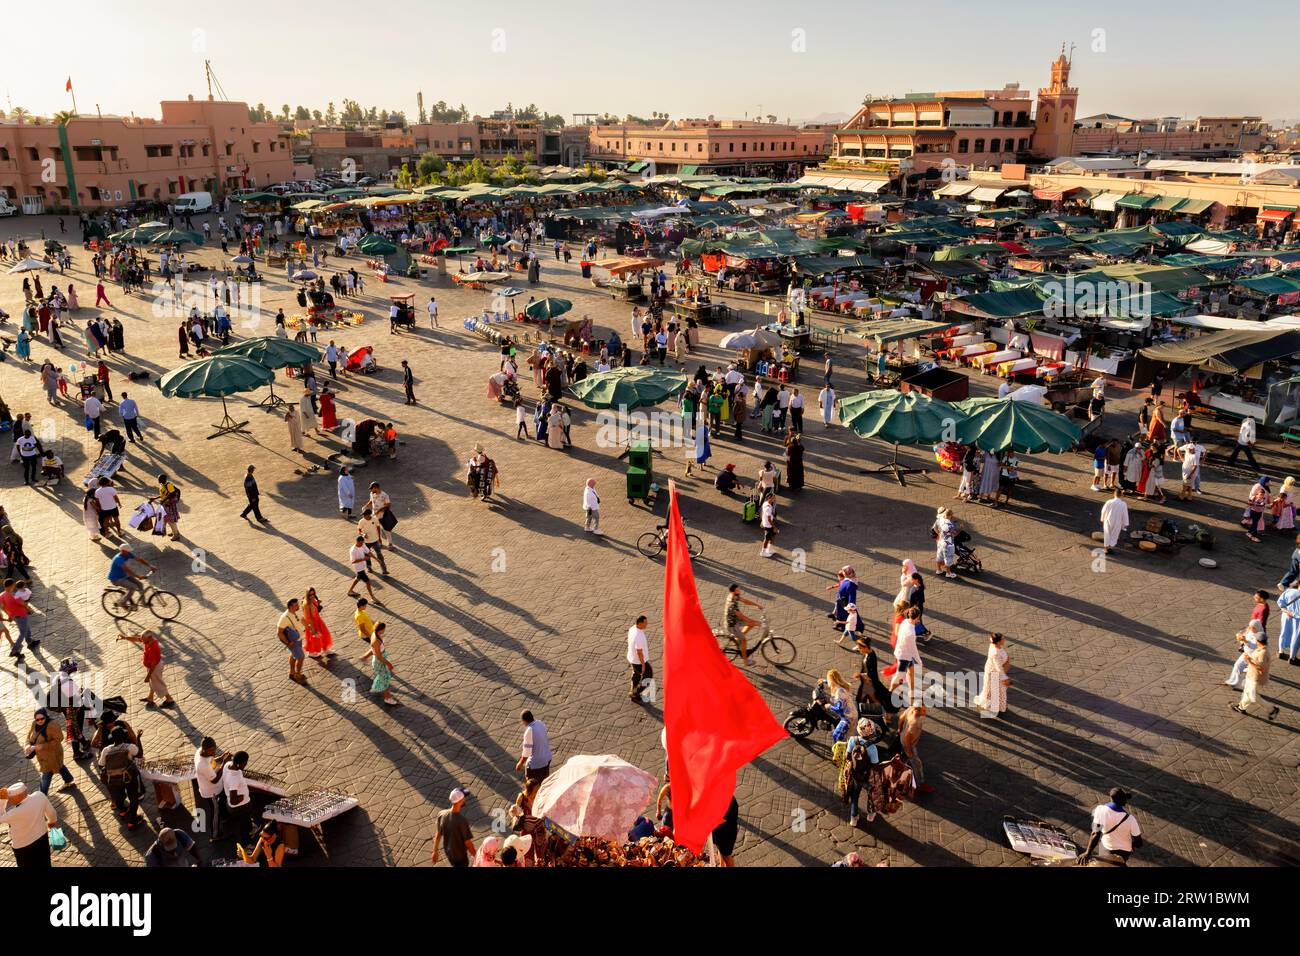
top-left (585, 118), bottom-right (832, 176)
top-left (1070, 115), bottom-right (1266, 157)
top-left (0, 96), bottom-right (311, 213)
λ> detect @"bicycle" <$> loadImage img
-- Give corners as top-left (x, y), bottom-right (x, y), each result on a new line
top-left (714, 615), bottom-right (796, 666)
top-left (102, 575), bottom-right (181, 622)
top-left (637, 526), bottom-right (703, 559)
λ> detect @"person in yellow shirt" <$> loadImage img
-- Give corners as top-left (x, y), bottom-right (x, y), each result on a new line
top-left (354, 597), bottom-right (376, 645)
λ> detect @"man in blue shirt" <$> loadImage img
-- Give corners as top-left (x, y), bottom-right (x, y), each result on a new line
top-left (108, 544), bottom-right (155, 609)
top-left (515, 710), bottom-right (552, 786)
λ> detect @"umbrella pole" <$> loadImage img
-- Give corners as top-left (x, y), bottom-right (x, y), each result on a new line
top-left (257, 378), bottom-right (287, 408)
top-left (209, 394), bottom-right (252, 440)
top-left (862, 443), bottom-right (926, 487)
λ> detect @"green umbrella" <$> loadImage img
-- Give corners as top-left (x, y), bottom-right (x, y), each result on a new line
top-left (951, 396), bottom-right (1082, 454)
top-left (838, 389), bottom-right (967, 485)
top-left (159, 355), bottom-right (275, 438)
top-left (109, 226), bottom-right (164, 244)
top-left (148, 228), bottom-right (204, 246)
top-left (568, 367), bottom-right (687, 410)
top-left (524, 298), bottom-right (573, 322)
top-left (356, 235), bottom-right (398, 255)
top-left (214, 337), bottom-right (322, 408)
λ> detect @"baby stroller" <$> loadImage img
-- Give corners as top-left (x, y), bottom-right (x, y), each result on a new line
top-left (953, 529), bottom-right (983, 574)
top-left (346, 345), bottom-right (379, 375)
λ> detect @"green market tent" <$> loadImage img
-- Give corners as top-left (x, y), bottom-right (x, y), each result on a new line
top-left (109, 225), bottom-right (165, 244)
top-left (954, 288), bottom-right (1047, 319)
top-left (952, 397), bottom-right (1082, 453)
top-left (838, 390), bottom-right (967, 483)
top-left (149, 229), bottom-right (204, 246)
top-left (214, 336), bottom-right (321, 407)
top-left (1135, 328), bottom-right (1300, 380)
top-left (568, 367), bottom-right (687, 410)
top-left (356, 234), bottom-right (398, 255)
top-left (159, 355), bottom-right (275, 438)
top-left (524, 298), bottom-right (574, 322)
top-left (932, 243), bottom-right (1011, 261)
top-left (1235, 274), bottom-right (1300, 297)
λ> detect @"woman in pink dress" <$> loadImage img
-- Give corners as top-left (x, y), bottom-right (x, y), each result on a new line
top-left (66, 284), bottom-right (79, 312)
top-left (302, 587), bottom-right (335, 660)
top-left (319, 387), bottom-right (339, 430)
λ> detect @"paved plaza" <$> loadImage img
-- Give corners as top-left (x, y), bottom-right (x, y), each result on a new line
top-left (0, 214), bottom-right (1296, 867)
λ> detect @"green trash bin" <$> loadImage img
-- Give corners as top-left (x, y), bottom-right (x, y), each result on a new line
top-left (626, 441), bottom-right (653, 503)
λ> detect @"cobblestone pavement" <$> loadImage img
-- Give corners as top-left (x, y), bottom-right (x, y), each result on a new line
top-left (0, 214), bottom-right (1295, 867)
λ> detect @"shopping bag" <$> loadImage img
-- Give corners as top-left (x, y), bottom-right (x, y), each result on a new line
top-left (49, 827), bottom-right (68, 850)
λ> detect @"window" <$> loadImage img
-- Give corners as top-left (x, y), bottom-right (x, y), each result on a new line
top-left (713, 143), bottom-right (719, 152)
top-left (225, 144), bottom-right (233, 156)
top-left (1016, 111), bottom-right (1029, 126)
top-left (958, 139), bottom-right (969, 153)
top-left (728, 143), bottom-right (734, 153)
top-left (26, 147), bottom-right (39, 161)
top-left (202, 144), bottom-right (210, 157)
top-left (671, 142), bottom-right (676, 151)
top-left (697, 143), bottom-right (703, 152)
top-left (770, 142), bottom-right (775, 151)
top-left (1041, 110), bottom-right (1050, 126)
top-left (1018, 138), bottom-right (1027, 151)
top-left (990, 138), bottom-right (1000, 153)
top-left (168, 182), bottom-right (176, 194)
top-left (741, 142), bottom-right (746, 152)
top-left (88, 186), bottom-right (101, 200)
top-left (658, 142), bottom-right (663, 152)
top-left (1002, 111), bottom-right (1012, 126)
top-left (50, 147), bottom-right (62, 161)
top-left (0, 147), bottom-right (7, 160)
top-left (145, 144), bottom-right (173, 157)
top-left (973, 138), bottom-right (985, 153)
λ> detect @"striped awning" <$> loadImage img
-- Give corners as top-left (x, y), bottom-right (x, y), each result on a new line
top-left (935, 182), bottom-right (977, 198)
top-left (1091, 192), bottom-right (1127, 212)
top-left (1257, 205), bottom-right (1297, 224)
top-left (969, 186), bottom-right (1007, 202)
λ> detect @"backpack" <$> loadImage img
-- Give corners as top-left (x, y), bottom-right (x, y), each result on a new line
top-left (102, 745), bottom-right (137, 786)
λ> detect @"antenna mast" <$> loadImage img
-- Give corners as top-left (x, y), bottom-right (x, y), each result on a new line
top-left (204, 61), bottom-right (229, 101)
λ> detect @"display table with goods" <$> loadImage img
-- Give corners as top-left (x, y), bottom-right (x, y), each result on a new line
top-left (261, 788), bottom-right (360, 859)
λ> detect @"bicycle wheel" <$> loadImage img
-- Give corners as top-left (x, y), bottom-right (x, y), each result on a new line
top-left (101, 589), bottom-right (131, 620)
top-left (760, 635), bottom-right (797, 666)
top-left (636, 532), bottom-right (664, 558)
top-left (147, 589), bottom-right (181, 622)
top-left (685, 534), bottom-right (704, 558)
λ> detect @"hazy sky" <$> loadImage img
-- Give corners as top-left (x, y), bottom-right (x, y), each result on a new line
top-left (7, 0), bottom-right (1298, 123)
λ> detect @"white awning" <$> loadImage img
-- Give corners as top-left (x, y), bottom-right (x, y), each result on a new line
top-left (970, 186), bottom-right (1006, 202)
top-left (796, 174), bottom-right (889, 193)
top-left (935, 182), bottom-right (976, 197)
top-left (1091, 192), bottom-right (1127, 212)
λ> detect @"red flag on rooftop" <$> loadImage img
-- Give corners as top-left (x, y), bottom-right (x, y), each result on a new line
top-left (66, 77), bottom-right (72, 93)
top-left (661, 480), bottom-right (785, 854)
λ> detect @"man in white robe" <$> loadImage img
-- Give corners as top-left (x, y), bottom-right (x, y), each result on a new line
top-left (1100, 488), bottom-right (1129, 552)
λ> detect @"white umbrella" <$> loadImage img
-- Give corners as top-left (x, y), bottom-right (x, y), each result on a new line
top-left (138, 220), bottom-right (167, 229)
top-left (531, 754), bottom-right (657, 842)
top-left (504, 239), bottom-right (524, 251)
top-left (7, 258), bottom-right (54, 274)
top-left (292, 269), bottom-right (318, 281)
top-left (1008, 384), bottom-right (1048, 403)
top-left (719, 328), bottom-right (782, 350)
top-left (231, 254), bottom-right (252, 264)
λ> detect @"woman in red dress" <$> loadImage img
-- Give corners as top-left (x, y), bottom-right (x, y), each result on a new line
top-left (302, 587), bottom-right (335, 660)
top-left (319, 387), bottom-right (339, 430)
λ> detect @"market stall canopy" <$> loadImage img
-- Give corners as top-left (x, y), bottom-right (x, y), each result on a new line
top-left (524, 297), bottom-right (573, 321)
top-left (916, 259), bottom-right (989, 279)
top-left (791, 254), bottom-right (882, 276)
top-left (934, 182), bottom-right (978, 198)
top-left (1090, 192), bottom-right (1127, 212)
top-left (933, 243), bottom-right (1010, 261)
top-left (855, 317), bottom-right (952, 345)
top-left (531, 754), bottom-right (657, 843)
top-left (149, 229), bottom-right (204, 246)
top-left (568, 367), bottom-right (687, 410)
top-left (952, 396), bottom-right (1082, 453)
top-left (953, 288), bottom-right (1047, 319)
top-left (159, 355), bottom-right (274, 398)
top-left (6, 257), bottom-right (55, 273)
top-left (232, 191), bottom-right (280, 203)
top-left (1256, 205), bottom-right (1297, 224)
top-left (794, 173), bottom-right (891, 193)
top-left (214, 336), bottom-right (321, 370)
top-left (1235, 274), bottom-right (1300, 297)
top-left (109, 226), bottom-right (164, 244)
top-left (1008, 384), bottom-right (1048, 403)
top-left (839, 390), bottom-right (965, 445)
top-left (589, 257), bottom-right (665, 275)
top-left (969, 185), bottom-right (1008, 203)
top-left (356, 235), bottom-right (398, 255)
top-left (1137, 327), bottom-right (1300, 376)
top-left (1032, 186), bottom-right (1079, 202)
top-left (719, 328), bottom-right (783, 350)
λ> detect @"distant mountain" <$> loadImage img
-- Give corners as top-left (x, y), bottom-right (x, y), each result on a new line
top-left (798, 111), bottom-right (850, 126)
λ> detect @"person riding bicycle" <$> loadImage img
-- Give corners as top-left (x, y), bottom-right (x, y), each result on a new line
top-left (108, 543), bottom-right (155, 609)
top-left (723, 583), bottom-right (763, 666)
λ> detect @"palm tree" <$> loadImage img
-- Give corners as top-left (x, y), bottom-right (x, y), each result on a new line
top-left (10, 106), bottom-right (30, 123)
top-left (53, 110), bottom-right (77, 125)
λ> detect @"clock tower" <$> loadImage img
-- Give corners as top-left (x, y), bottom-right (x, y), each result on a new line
top-left (1033, 45), bottom-right (1079, 158)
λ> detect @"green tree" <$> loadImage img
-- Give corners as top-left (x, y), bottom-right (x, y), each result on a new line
top-left (312, 109), bottom-right (322, 122)
top-left (324, 102), bottom-right (337, 125)
top-left (280, 104), bottom-right (291, 120)
top-left (542, 112), bottom-right (565, 129)
top-left (395, 165), bottom-right (413, 189)
top-left (295, 106), bottom-right (311, 121)
top-left (415, 152), bottom-right (446, 181)
top-left (53, 109), bottom-right (77, 125)
top-left (340, 99), bottom-right (364, 126)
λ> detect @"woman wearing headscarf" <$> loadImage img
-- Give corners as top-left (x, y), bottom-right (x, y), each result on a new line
top-left (155, 473), bottom-right (182, 540)
top-left (546, 404), bottom-right (565, 450)
top-left (337, 466), bottom-right (356, 517)
top-left (956, 445), bottom-right (979, 502)
top-left (474, 834), bottom-right (503, 867)
top-left (66, 284), bottom-right (79, 312)
top-left (26, 708), bottom-right (74, 794)
top-left (684, 420), bottom-right (711, 478)
top-left (1273, 476), bottom-right (1296, 532)
top-left (14, 328), bottom-right (30, 361)
top-left (318, 386), bottom-right (339, 430)
top-left (759, 383), bottom-right (778, 434)
top-left (1245, 476), bottom-right (1271, 543)
top-left (826, 566), bottom-right (862, 635)
top-left (82, 485), bottom-right (102, 541)
top-left (784, 431), bottom-right (804, 491)
top-left (535, 399), bottom-right (551, 446)
top-left (40, 362), bottom-right (58, 404)
top-left (298, 390), bottom-right (318, 435)
top-left (977, 450), bottom-right (1000, 502)
top-left (302, 587), bottom-right (335, 661)
top-left (972, 633), bottom-right (1012, 718)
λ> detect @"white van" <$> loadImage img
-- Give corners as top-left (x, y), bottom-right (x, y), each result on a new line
top-left (172, 191), bottom-right (213, 215)
top-left (0, 197), bottom-right (17, 217)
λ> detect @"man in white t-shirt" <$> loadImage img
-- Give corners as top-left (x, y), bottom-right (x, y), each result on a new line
top-left (15, 431), bottom-right (40, 485)
top-left (427, 296), bottom-right (439, 328)
top-left (194, 737), bottom-right (232, 838)
top-left (997, 380), bottom-right (1011, 399)
top-left (759, 495), bottom-right (777, 558)
top-left (346, 535), bottom-right (377, 602)
top-left (1082, 787), bottom-right (1142, 864)
top-left (1180, 440), bottom-right (1205, 497)
top-left (84, 393), bottom-right (103, 439)
top-left (627, 615), bottom-right (651, 703)
top-left (221, 751), bottom-right (254, 844)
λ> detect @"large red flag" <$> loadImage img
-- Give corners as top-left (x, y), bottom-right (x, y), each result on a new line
top-left (662, 481), bottom-right (786, 854)
top-left (65, 77), bottom-right (73, 93)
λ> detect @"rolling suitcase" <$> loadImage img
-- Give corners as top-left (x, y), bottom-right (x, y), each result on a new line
top-left (742, 495), bottom-right (759, 523)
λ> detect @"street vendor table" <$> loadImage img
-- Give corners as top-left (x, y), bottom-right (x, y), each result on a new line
top-left (82, 453), bottom-right (124, 488)
top-left (1204, 390), bottom-right (1266, 422)
top-left (672, 300), bottom-right (729, 325)
top-left (774, 326), bottom-right (812, 352)
top-left (261, 788), bottom-right (359, 858)
top-left (138, 755), bottom-right (288, 813)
